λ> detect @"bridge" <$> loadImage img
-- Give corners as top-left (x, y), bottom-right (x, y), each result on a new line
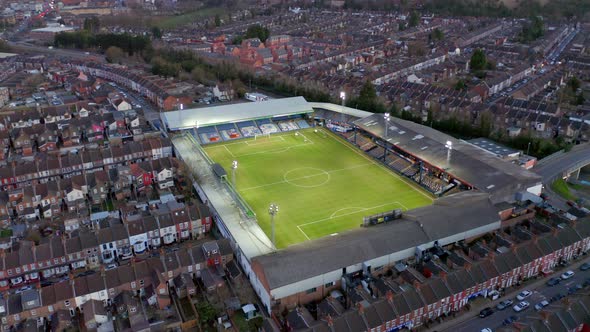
top-left (533, 143), bottom-right (590, 183)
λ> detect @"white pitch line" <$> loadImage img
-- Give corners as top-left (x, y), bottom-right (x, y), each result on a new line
top-left (297, 201), bottom-right (406, 228)
top-left (223, 145), bottom-right (235, 158)
top-left (325, 130), bottom-right (434, 202)
top-left (297, 225), bottom-right (311, 241)
top-left (240, 163), bottom-right (373, 192)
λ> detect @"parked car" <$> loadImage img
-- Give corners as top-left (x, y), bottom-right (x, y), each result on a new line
top-left (580, 263), bottom-right (590, 271)
top-left (517, 290), bottom-right (532, 300)
top-left (534, 300), bottom-right (549, 311)
top-left (481, 329), bottom-right (492, 332)
top-left (546, 277), bottom-right (561, 286)
top-left (496, 299), bottom-right (514, 311)
top-left (479, 307), bottom-right (494, 318)
top-left (561, 270), bottom-right (575, 280)
top-left (503, 315), bottom-right (519, 326)
top-left (105, 263), bottom-right (118, 270)
top-left (513, 301), bottom-right (530, 312)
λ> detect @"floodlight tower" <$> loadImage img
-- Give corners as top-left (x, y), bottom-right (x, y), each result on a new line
top-left (340, 91), bottom-right (346, 123)
top-left (445, 140), bottom-right (453, 164)
top-left (384, 112), bottom-right (391, 138)
top-left (231, 160), bottom-right (238, 188)
top-left (269, 203), bottom-right (279, 248)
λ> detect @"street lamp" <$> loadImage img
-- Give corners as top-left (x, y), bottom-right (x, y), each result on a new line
top-left (231, 160), bottom-right (238, 187)
top-left (384, 112), bottom-right (391, 138)
top-left (268, 203), bottom-right (279, 248)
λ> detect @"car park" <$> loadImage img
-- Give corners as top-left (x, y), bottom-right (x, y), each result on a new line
top-left (517, 290), bottom-right (532, 300)
top-left (479, 307), bottom-right (494, 318)
top-left (513, 301), bottom-right (530, 312)
top-left (534, 300), bottom-right (549, 311)
top-left (561, 270), bottom-right (575, 280)
top-left (503, 315), bottom-right (519, 326)
top-left (496, 299), bottom-right (514, 310)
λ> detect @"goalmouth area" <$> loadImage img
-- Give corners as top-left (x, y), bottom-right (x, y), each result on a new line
top-left (203, 128), bottom-right (433, 248)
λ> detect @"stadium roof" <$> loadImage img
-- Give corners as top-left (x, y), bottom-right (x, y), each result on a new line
top-left (253, 192), bottom-right (501, 290)
top-left (354, 114), bottom-right (541, 202)
top-left (308, 102), bottom-right (374, 119)
top-left (468, 138), bottom-right (520, 159)
top-left (163, 97), bottom-right (312, 130)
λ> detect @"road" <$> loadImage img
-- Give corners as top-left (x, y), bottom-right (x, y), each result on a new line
top-left (533, 143), bottom-right (590, 182)
top-left (7, 41), bottom-right (105, 63)
top-left (439, 260), bottom-right (590, 332)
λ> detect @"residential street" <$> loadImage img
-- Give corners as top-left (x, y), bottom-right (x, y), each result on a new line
top-left (425, 256), bottom-right (590, 332)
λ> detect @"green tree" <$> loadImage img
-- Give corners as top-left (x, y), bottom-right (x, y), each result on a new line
top-left (409, 11), bottom-right (420, 27)
top-left (151, 26), bottom-right (162, 39)
top-left (454, 79), bottom-right (466, 90)
top-left (214, 14), bottom-right (221, 27)
top-left (244, 24), bottom-right (270, 42)
top-left (83, 16), bottom-right (100, 33)
top-left (433, 28), bottom-right (444, 40)
top-left (470, 49), bottom-right (487, 72)
top-left (519, 16), bottom-right (544, 43)
top-left (568, 76), bottom-right (580, 93)
top-left (0, 40), bottom-right (11, 52)
top-left (196, 302), bottom-right (217, 325)
top-left (105, 46), bottom-right (125, 63)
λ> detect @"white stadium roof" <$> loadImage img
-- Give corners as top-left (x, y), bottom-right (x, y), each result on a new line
top-left (163, 96), bottom-right (312, 130)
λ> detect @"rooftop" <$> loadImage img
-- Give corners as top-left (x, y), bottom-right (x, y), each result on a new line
top-left (163, 96), bottom-right (312, 130)
top-left (354, 114), bottom-right (541, 202)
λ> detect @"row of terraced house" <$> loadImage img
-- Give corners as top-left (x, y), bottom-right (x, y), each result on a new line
top-left (273, 218), bottom-right (590, 332)
top-left (0, 199), bottom-right (213, 291)
top-left (0, 237), bottom-right (231, 330)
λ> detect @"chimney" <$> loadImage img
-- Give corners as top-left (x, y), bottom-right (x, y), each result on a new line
top-left (386, 290), bottom-right (394, 303)
top-left (412, 280), bottom-right (421, 290)
top-left (464, 262), bottom-right (472, 271)
top-left (100, 265), bottom-right (106, 278)
top-left (326, 314), bottom-right (333, 327)
top-left (357, 302), bottom-right (364, 315)
top-left (68, 272), bottom-right (75, 285)
top-left (551, 227), bottom-right (559, 236)
top-left (439, 271), bottom-right (447, 281)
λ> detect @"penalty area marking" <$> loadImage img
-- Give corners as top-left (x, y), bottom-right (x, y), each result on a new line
top-left (298, 201), bottom-right (406, 228)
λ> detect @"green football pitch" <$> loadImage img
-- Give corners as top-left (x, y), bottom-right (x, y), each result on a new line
top-left (203, 128), bottom-right (433, 248)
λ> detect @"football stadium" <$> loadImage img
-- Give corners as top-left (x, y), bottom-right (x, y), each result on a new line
top-left (203, 127), bottom-right (433, 247)
top-left (164, 96), bottom-right (544, 314)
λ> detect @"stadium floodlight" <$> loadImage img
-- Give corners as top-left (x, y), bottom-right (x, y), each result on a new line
top-left (445, 140), bottom-right (453, 164)
top-left (269, 203), bottom-right (279, 248)
top-left (384, 112), bottom-right (391, 138)
top-left (340, 91), bottom-right (346, 102)
top-left (231, 160), bottom-right (238, 187)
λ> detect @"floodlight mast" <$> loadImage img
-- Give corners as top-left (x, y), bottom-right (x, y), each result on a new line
top-left (445, 140), bottom-right (453, 163)
top-left (269, 203), bottom-right (279, 248)
top-left (231, 160), bottom-right (238, 188)
top-left (384, 112), bottom-right (391, 138)
top-left (340, 91), bottom-right (346, 123)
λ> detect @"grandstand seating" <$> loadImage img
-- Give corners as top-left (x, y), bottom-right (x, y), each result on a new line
top-left (198, 126), bottom-right (222, 144)
top-left (217, 123), bottom-right (242, 141)
top-left (386, 154), bottom-right (412, 172)
top-left (277, 121), bottom-right (300, 132)
top-left (296, 120), bottom-right (311, 129)
top-left (368, 146), bottom-right (385, 159)
top-left (237, 121), bottom-right (262, 137)
top-left (256, 119), bottom-right (280, 134)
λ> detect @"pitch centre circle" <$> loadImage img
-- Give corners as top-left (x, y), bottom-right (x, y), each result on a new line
top-left (283, 167), bottom-right (330, 188)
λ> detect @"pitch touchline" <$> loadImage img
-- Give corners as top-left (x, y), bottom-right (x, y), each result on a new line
top-left (233, 142), bottom-right (313, 157)
top-left (297, 201), bottom-right (406, 228)
top-left (297, 226), bottom-right (311, 241)
top-left (240, 163), bottom-right (373, 192)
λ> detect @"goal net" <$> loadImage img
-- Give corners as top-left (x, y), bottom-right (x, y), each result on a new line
top-left (254, 133), bottom-right (271, 140)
